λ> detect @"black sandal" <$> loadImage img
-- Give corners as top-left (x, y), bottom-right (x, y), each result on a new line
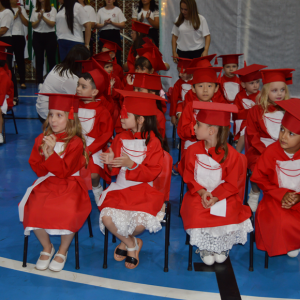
top-left (114, 244), bottom-right (127, 261)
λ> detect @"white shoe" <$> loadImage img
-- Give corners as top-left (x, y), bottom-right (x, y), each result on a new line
top-left (35, 244), bottom-right (55, 270)
top-left (287, 249), bottom-right (300, 258)
top-left (38, 83), bottom-right (43, 91)
top-left (215, 250), bottom-right (230, 263)
top-left (247, 189), bottom-right (260, 212)
top-left (200, 250), bottom-right (215, 265)
top-left (92, 184), bottom-right (103, 205)
top-left (49, 251), bottom-right (68, 272)
top-left (0, 133), bottom-right (3, 144)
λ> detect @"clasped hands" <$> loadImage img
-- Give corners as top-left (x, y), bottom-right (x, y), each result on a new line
top-left (282, 192), bottom-right (300, 209)
top-left (42, 134), bottom-right (56, 160)
top-left (198, 189), bottom-right (219, 209)
top-left (100, 148), bottom-right (135, 169)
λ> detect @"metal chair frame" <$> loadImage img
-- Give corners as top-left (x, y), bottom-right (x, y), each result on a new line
top-left (2, 108), bottom-right (18, 144)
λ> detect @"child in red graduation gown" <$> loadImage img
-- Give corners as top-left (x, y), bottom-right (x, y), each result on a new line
top-left (98, 90), bottom-right (166, 270)
top-left (77, 58), bottom-right (114, 203)
top-left (19, 94), bottom-right (91, 272)
top-left (215, 54), bottom-right (243, 104)
top-left (232, 64), bottom-right (267, 153)
top-left (181, 102), bottom-right (252, 266)
top-left (246, 68), bottom-right (295, 212)
top-left (251, 98), bottom-right (300, 257)
top-left (177, 66), bottom-right (223, 176)
top-left (0, 50), bottom-right (14, 143)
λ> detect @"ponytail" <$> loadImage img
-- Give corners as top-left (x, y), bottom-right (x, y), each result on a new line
top-left (215, 126), bottom-right (230, 164)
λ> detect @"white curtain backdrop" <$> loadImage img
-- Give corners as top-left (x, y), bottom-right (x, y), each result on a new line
top-left (159, 0), bottom-right (300, 97)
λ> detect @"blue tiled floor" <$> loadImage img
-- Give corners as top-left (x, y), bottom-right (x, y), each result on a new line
top-left (0, 84), bottom-right (299, 299)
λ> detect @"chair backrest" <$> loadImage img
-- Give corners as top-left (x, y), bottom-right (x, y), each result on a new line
top-left (153, 151), bottom-right (173, 201)
top-left (237, 153), bottom-right (247, 203)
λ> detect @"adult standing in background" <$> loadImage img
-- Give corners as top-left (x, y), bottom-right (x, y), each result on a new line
top-left (172, 0), bottom-right (210, 62)
top-left (56, 0), bottom-right (91, 61)
top-left (132, 0), bottom-right (159, 47)
top-left (31, 0), bottom-right (57, 89)
top-left (0, 0), bottom-right (19, 105)
top-left (95, 0), bottom-right (126, 66)
top-left (10, 0), bottom-right (28, 90)
top-left (78, 0), bottom-right (96, 56)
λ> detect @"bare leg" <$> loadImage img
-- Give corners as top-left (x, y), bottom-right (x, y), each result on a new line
top-left (91, 173), bottom-right (101, 188)
top-left (53, 233), bottom-right (76, 263)
top-left (33, 229), bottom-right (52, 260)
top-left (235, 136), bottom-right (245, 153)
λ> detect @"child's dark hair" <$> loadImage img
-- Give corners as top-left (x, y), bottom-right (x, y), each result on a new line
top-left (102, 0), bottom-right (119, 7)
top-left (136, 0), bottom-right (158, 13)
top-left (0, 60), bottom-right (7, 68)
top-left (148, 89), bottom-right (163, 113)
top-left (132, 33), bottom-right (147, 56)
top-left (134, 114), bottom-right (169, 152)
top-left (214, 126), bottom-right (230, 164)
top-left (81, 72), bottom-right (96, 89)
top-left (135, 56), bottom-right (152, 72)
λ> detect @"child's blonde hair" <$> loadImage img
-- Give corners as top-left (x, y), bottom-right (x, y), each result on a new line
top-left (40, 112), bottom-right (89, 167)
top-left (257, 83), bottom-right (290, 114)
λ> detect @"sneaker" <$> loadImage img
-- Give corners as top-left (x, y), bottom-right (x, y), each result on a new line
top-left (92, 184), bottom-right (103, 205)
top-left (199, 250), bottom-right (215, 265)
top-left (287, 249), bottom-right (300, 258)
top-left (0, 133), bottom-right (3, 144)
top-left (172, 162), bottom-right (179, 176)
top-left (247, 189), bottom-right (260, 212)
top-left (214, 250), bottom-right (230, 263)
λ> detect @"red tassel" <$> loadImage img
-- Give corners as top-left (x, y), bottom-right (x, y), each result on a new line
top-left (214, 57), bottom-right (218, 65)
top-left (244, 60), bottom-right (247, 68)
top-left (108, 73), bottom-right (112, 95)
top-left (180, 66), bottom-right (184, 74)
top-left (69, 106), bottom-right (74, 120)
top-left (191, 122), bottom-right (195, 136)
top-left (217, 70), bottom-right (222, 84)
top-left (121, 104), bottom-right (128, 119)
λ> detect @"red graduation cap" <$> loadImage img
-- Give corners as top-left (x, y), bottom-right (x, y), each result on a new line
top-left (0, 41), bottom-right (10, 52)
top-left (275, 98), bottom-right (300, 135)
top-left (173, 57), bottom-right (192, 73)
top-left (142, 37), bottom-right (158, 51)
top-left (100, 38), bottom-right (122, 53)
top-left (38, 93), bottom-right (88, 120)
top-left (186, 67), bottom-right (223, 84)
top-left (80, 58), bottom-right (110, 96)
top-left (215, 54), bottom-right (243, 66)
top-left (193, 101), bottom-right (238, 127)
top-left (115, 89), bottom-right (167, 118)
top-left (137, 47), bottom-right (167, 71)
top-left (0, 51), bottom-right (12, 60)
top-left (260, 68), bottom-right (295, 85)
top-left (93, 51), bottom-right (113, 62)
top-left (131, 20), bottom-right (151, 34)
top-left (127, 72), bottom-right (171, 91)
top-left (190, 54), bottom-right (217, 68)
top-left (233, 64), bottom-right (267, 82)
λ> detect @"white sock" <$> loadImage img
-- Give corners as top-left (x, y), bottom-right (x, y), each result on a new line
top-left (92, 183), bottom-right (102, 190)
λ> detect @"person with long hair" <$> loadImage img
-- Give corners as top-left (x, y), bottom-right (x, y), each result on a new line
top-left (172, 0), bottom-right (210, 62)
top-left (30, 0), bottom-right (57, 88)
top-left (36, 44), bottom-right (90, 123)
top-left (56, 0), bottom-right (91, 61)
top-left (95, 0), bottom-right (126, 66)
top-left (19, 93), bottom-right (91, 272)
top-left (132, 0), bottom-right (159, 47)
top-left (98, 90), bottom-right (167, 270)
top-left (10, 0), bottom-right (28, 90)
top-left (0, 0), bottom-right (18, 105)
top-left (180, 101), bottom-right (252, 266)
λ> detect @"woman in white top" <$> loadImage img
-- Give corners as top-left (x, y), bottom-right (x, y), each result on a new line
top-left (36, 44), bottom-right (90, 123)
top-left (132, 0), bottom-right (159, 47)
top-left (0, 0), bottom-right (18, 104)
top-left (172, 0), bottom-right (211, 62)
top-left (31, 0), bottom-right (57, 86)
top-left (78, 0), bottom-right (96, 57)
top-left (56, 0), bottom-right (91, 61)
top-left (95, 0), bottom-right (126, 66)
top-left (10, 0), bottom-right (28, 89)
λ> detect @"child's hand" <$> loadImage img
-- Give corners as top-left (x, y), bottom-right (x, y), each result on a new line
top-left (197, 189), bottom-right (213, 209)
top-left (177, 113), bottom-right (182, 120)
top-left (110, 78), bottom-right (116, 89)
top-left (146, 11), bottom-right (151, 19)
top-left (171, 116), bottom-right (177, 126)
top-left (206, 197), bottom-right (219, 208)
top-left (42, 134), bottom-right (56, 160)
top-left (282, 192), bottom-right (300, 209)
top-left (126, 74), bottom-right (133, 86)
top-left (100, 148), bottom-right (114, 164)
top-left (110, 153), bottom-right (134, 169)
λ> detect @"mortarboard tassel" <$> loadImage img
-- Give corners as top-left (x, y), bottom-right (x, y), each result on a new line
top-left (217, 70), bottom-right (222, 84)
top-left (214, 57), bottom-right (218, 65)
top-left (244, 60), bottom-right (247, 68)
top-left (190, 122), bottom-right (195, 136)
top-left (180, 66), bottom-right (184, 73)
top-left (69, 106), bottom-right (74, 120)
top-left (108, 73), bottom-right (112, 95)
top-left (121, 104), bottom-right (128, 119)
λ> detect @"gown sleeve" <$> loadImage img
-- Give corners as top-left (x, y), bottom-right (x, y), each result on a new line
top-left (177, 102), bottom-right (195, 140)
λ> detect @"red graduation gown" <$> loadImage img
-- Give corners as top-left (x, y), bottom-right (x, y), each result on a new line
top-left (99, 131), bottom-right (165, 216)
top-left (251, 141), bottom-right (300, 256)
top-left (22, 133), bottom-right (91, 232)
top-left (0, 67), bottom-right (14, 110)
top-left (180, 141), bottom-right (251, 230)
top-left (220, 75), bottom-right (242, 104)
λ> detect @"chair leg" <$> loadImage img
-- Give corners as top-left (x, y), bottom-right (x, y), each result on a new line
top-left (112, 235), bottom-right (116, 243)
top-left (103, 227), bottom-right (108, 269)
top-left (188, 242), bottom-right (193, 271)
top-left (249, 231), bottom-right (254, 272)
top-left (87, 214), bottom-right (93, 238)
top-left (177, 139), bottom-right (182, 162)
top-left (75, 232), bottom-right (80, 270)
top-left (244, 170), bottom-right (250, 205)
top-left (22, 236), bottom-right (29, 267)
top-left (179, 178), bottom-right (184, 217)
top-left (185, 233), bottom-right (189, 245)
top-left (103, 180), bottom-right (107, 190)
top-left (172, 125), bottom-right (176, 148)
top-left (164, 202), bottom-right (171, 272)
top-left (264, 252), bottom-right (269, 269)
top-left (11, 109), bottom-right (18, 134)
